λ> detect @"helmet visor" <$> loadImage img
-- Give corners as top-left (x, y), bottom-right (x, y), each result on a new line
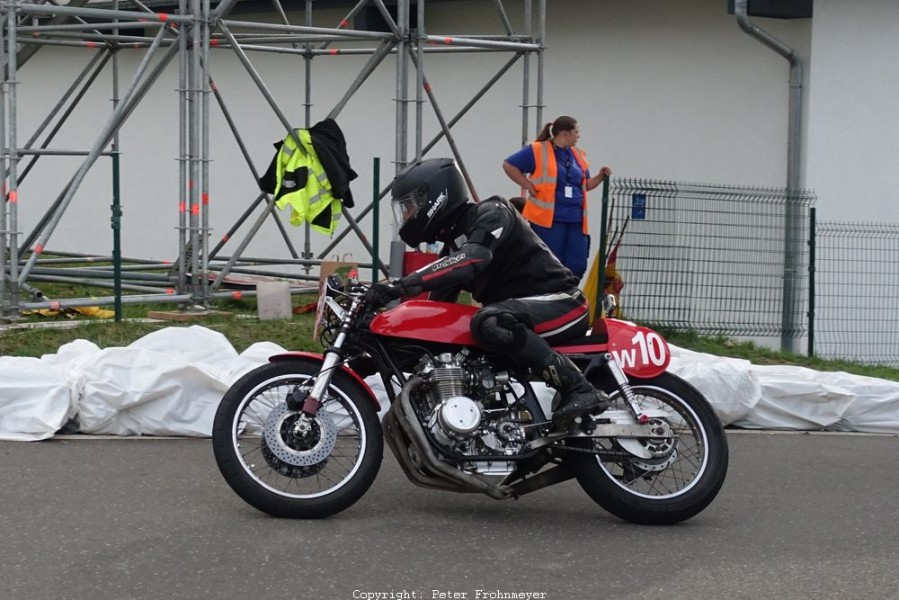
top-left (392, 191), bottom-right (425, 225)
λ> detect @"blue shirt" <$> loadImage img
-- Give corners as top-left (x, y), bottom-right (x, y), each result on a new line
top-left (505, 143), bottom-right (590, 224)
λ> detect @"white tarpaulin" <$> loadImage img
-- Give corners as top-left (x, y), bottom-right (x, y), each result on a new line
top-left (1, 325), bottom-right (898, 441)
top-left (667, 346), bottom-right (899, 433)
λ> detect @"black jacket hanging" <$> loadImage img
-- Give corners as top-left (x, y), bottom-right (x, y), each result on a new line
top-left (308, 118), bottom-right (357, 209)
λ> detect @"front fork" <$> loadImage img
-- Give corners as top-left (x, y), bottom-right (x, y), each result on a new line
top-left (289, 297), bottom-right (362, 429)
top-left (586, 353), bottom-right (649, 424)
top-left (295, 348), bottom-right (343, 416)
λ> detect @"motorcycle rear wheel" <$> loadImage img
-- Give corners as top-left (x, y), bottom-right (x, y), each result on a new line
top-left (212, 360), bottom-right (383, 518)
top-left (570, 372), bottom-right (728, 525)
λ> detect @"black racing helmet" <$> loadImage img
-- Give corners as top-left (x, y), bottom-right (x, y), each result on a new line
top-left (391, 158), bottom-right (469, 247)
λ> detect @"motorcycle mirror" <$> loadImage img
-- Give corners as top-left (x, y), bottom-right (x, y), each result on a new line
top-left (601, 293), bottom-right (617, 317)
top-left (325, 274), bottom-right (344, 295)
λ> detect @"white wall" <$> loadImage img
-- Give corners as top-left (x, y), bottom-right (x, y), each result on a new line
top-left (806, 0), bottom-right (899, 223)
top-left (9, 0), bottom-right (893, 267)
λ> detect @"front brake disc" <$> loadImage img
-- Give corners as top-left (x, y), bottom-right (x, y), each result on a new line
top-left (263, 403), bottom-right (338, 467)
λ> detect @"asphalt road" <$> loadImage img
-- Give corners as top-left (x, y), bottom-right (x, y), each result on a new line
top-left (1, 431), bottom-right (898, 600)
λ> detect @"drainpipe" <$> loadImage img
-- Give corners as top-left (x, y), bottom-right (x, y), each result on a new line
top-left (735, 0), bottom-right (804, 353)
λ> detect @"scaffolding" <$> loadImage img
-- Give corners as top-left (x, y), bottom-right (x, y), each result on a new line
top-left (0, 0), bottom-right (546, 317)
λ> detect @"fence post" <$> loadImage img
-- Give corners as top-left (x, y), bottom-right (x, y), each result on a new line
top-left (372, 157), bottom-right (380, 283)
top-left (592, 175), bottom-right (610, 323)
top-left (111, 151), bottom-right (122, 321)
top-left (807, 206), bottom-right (816, 357)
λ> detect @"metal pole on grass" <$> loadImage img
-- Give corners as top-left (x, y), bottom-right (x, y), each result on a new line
top-left (807, 207), bottom-right (816, 357)
top-left (111, 3), bottom-right (122, 321)
top-left (593, 175), bottom-right (610, 324)
top-left (372, 157), bottom-right (380, 283)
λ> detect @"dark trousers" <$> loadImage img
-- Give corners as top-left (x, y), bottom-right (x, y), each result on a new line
top-left (470, 288), bottom-right (589, 372)
top-left (530, 222), bottom-right (589, 279)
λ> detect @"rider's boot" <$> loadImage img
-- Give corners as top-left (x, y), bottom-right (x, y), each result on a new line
top-left (509, 326), bottom-right (610, 431)
top-left (537, 352), bottom-right (611, 431)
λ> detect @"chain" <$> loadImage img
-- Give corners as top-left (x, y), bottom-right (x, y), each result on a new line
top-left (550, 443), bottom-right (633, 459)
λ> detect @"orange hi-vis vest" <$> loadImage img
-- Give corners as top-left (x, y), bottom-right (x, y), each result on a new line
top-left (521, 140), bottom-right (590, 234)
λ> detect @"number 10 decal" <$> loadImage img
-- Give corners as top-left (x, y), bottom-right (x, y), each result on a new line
top-left (608, 325), bottom-right (670, 378)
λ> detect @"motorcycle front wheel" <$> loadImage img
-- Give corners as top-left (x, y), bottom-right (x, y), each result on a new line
top-left (570, 372), bottom-right (728, 525)
top-left (212, 359), bottom-right (383, 518)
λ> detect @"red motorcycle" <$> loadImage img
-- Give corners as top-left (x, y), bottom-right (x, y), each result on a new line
top-left (212, 272), bottom-right (728, 524)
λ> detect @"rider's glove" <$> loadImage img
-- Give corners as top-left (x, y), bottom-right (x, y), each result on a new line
top-left (365, 282), bottom-right (403, 308)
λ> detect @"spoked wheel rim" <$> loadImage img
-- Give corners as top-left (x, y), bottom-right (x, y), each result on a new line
top-left (593, 385), bottom-right (709, 500)
top-left (230, 373), bottom-right (368, 499)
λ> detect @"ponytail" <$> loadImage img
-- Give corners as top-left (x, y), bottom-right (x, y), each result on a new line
top-left (535, 122), bottom-right (553, 142)
top-left (535, 116), bottom-right (577, 142)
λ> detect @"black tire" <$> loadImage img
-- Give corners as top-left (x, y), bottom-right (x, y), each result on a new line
top-left (212, 359), bottom-right (383, 518)
top-left (571, 372), bottom-right (728, 525)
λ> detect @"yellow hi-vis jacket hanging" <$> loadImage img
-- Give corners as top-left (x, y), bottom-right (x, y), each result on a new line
top-left (521, 140), bottom-right (590, 235)
top-left (274, 128), bottom-right (342, 235)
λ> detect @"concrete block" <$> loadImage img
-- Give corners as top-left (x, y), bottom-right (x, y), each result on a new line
top-left (256, 281), bottom-right (292, 321)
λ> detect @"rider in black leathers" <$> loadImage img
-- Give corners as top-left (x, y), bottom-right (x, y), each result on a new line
top-left (366, 158), bottom-right (609, 429)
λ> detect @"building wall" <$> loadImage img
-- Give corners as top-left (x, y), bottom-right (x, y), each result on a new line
top-left (8, 0), bottom-right (895, 266)
top-left (806, 0), bottom-right (899, 223)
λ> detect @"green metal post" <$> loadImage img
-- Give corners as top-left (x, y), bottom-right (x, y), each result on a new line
top-left (807, 206), bottom-right (816, 357)
top-left (111, 151), bottom-right (122, 321)
top-left (372, 156), bottom-right (380, 282)
top-left (593, 175), bottom-right (610, 323)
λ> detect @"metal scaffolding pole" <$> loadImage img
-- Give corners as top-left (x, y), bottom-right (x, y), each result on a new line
top-left (0, 6), bottom-right (7, 313)
top-left (17, 25), bottom-right (178, 286)
top-left (316, 52), bottom-right (521, 261)
top-left (0, 0), bottom-right (544, 314)
top-left (5, 0), bottom-right (20, 313)
top-left (19, 50), bottom-right (111, 184)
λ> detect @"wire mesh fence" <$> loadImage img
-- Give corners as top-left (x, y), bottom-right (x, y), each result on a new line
top-left (812, 221), bottom-right (899, 367)
top-left (602, 178), bottom-right (899, 366)
top-left (601, 178), bottom-right (815, 339)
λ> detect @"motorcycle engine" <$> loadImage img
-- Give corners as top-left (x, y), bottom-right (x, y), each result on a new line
top-left (412, 352), bottom-right (530, 476)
